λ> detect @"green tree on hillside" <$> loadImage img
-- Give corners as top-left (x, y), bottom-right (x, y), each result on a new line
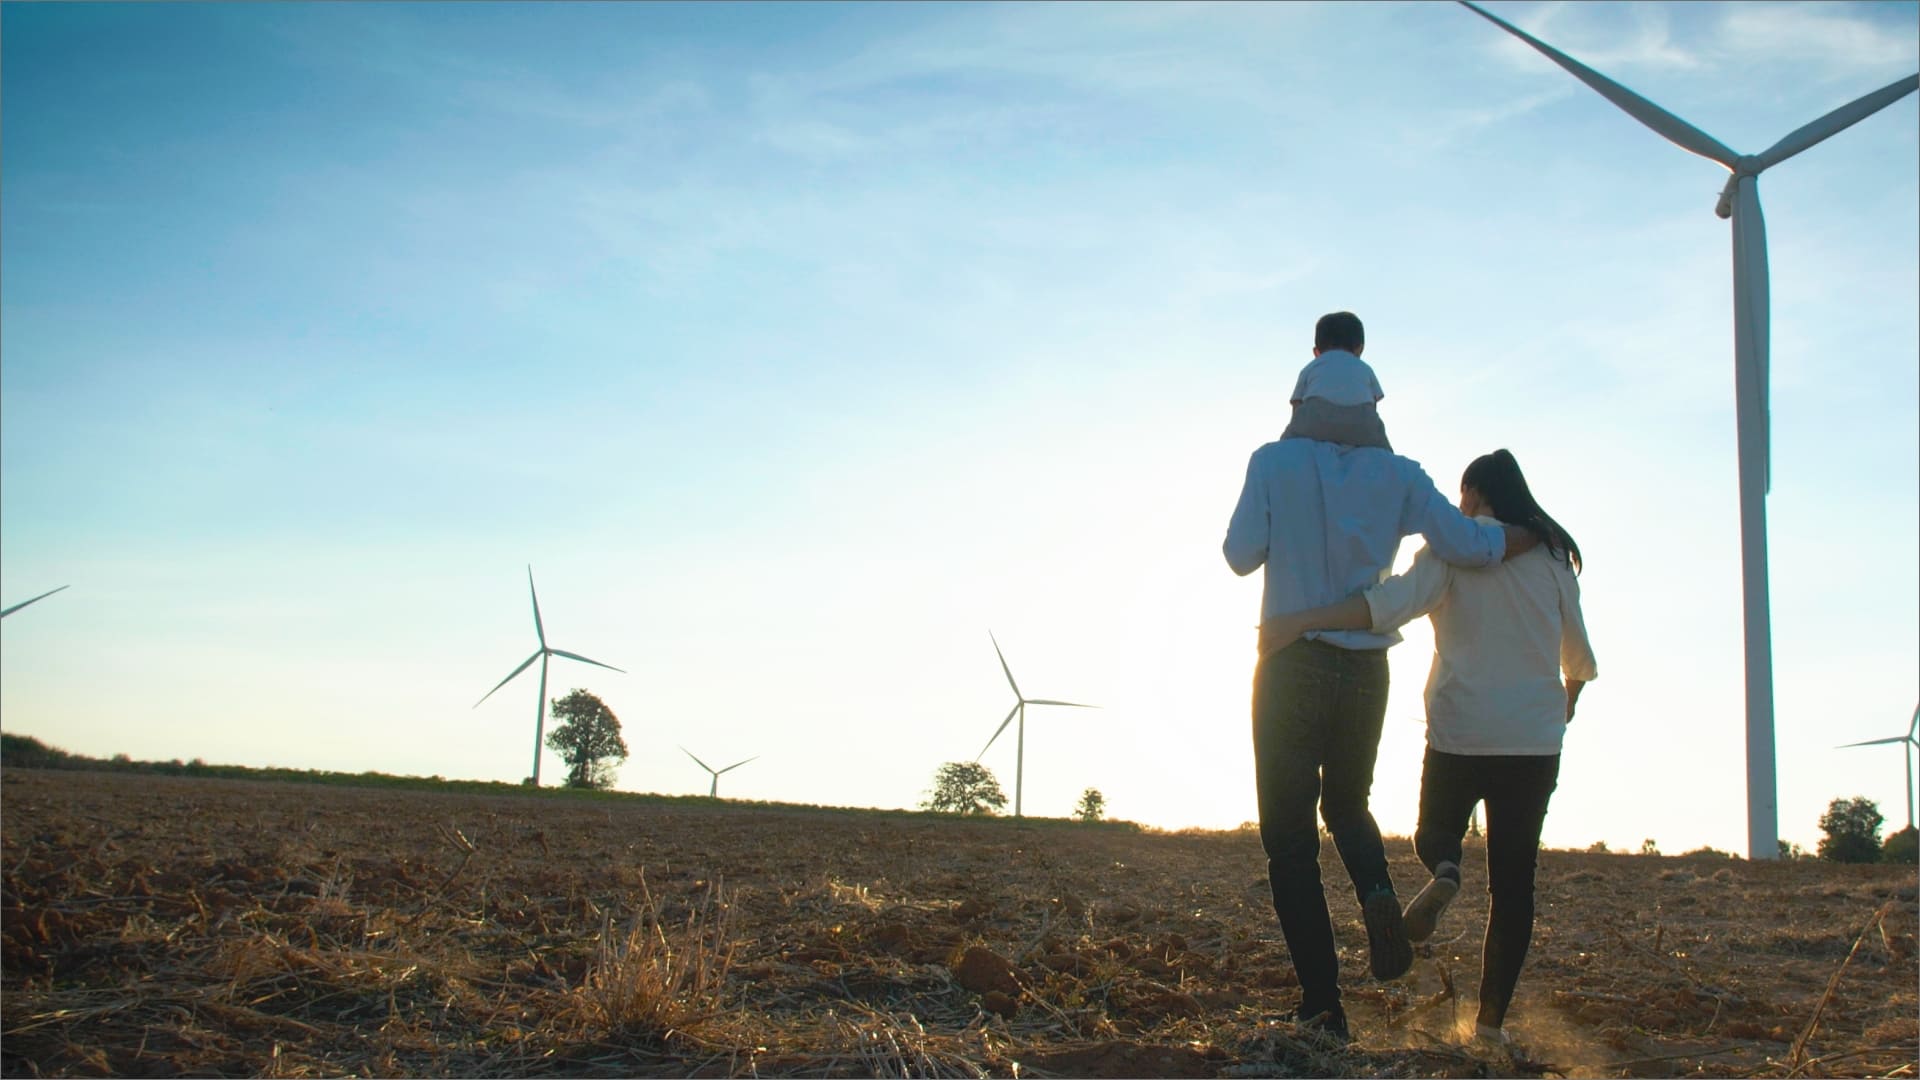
top-left (1881, 825), bottom-right (1918, 864)
top-left (922, 762), bottom-right (1006, 816)
top-left (1817, 796), bottom-right (1884, 864)
top-left (1074, 788), bottom-right (1106, 823)
top-left (545, 689), bottom-right (628, 790)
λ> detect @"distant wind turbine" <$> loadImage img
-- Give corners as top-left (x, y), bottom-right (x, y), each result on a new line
top-left (1, 585), bottom-right (69, 619)
top-left (680, 747), bottom-right (758, 798)
top-left (1461, 0), bottom-right (1919, 860)
top-left (1837, 705), bottom-right (1920, 832)
top-left (473, 566), bottom-right (625, 787)
top-left (976, 631), bottom-right (1096, 818)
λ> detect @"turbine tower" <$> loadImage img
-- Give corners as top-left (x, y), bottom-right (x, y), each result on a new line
top-left (680, 747), bottom-right (758, 798)
top-left (1, 585), bottom-right (69, 619)
top-left (1837, 705), bottom-right (1920, 832)
top-left (1461, 1), bottom-right (1918, 860)
top-left (976, 631), bottom-right (1096, 818)
top-left (474, 566), bottom-right (625, 787)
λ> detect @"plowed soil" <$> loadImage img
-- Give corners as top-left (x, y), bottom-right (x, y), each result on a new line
top-left (3, 769), bottom-right (1914, 1077)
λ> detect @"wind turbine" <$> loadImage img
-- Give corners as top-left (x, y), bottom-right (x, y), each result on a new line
top-left (1460, 1), bottom-right (1919, 860)
top-left (1837, 705), bottom-right (1920, 833)
top-left (680, 747), bottom-right (758, 798)
top-left (976, 631), bottom-right (1096, 818)
top-left (1, 585), bottom-right (69, 619)
top-left (473, 566), bottom-right (625, 787)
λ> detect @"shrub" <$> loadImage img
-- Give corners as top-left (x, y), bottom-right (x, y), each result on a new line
top-left (1818, 797), bottom-right (1884, 864)
top-left (1881, 825), bottom-right (1918, 864)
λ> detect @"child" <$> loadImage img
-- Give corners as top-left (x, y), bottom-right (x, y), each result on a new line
top-left (1280, 311), bottom-right (1392, 450)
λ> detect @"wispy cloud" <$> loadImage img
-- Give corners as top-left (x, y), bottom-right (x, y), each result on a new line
top-left (1484, 1), bottom-right (1707, 74)
top-left (1716, 2), bottom-right (1920, 79)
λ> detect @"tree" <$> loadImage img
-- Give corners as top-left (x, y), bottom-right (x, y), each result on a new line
top-left (1074, 788), bottom-right (1106, 823)
top-left (544, 689), bottom-right (628, 790)
top-left (1881, 825), bottom-right (1918, 864)
top-left (922, 762), bottom-right (1007, 816)
top-left (1778, 839), bottom-right (1808, 861)
top-left (1640, 838), bottom-right (1660, 856)
top-left (1817, 796), bottom-right (1884, 864)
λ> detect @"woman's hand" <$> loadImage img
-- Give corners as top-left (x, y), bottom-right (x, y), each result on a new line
top-left (1257, 615), bottom-right (1307, 659)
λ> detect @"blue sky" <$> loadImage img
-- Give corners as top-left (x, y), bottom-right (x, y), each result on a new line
top-left (4, 1), bottom-right (1916, 854)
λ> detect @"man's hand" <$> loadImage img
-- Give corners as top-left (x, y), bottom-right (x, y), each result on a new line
top-left (1501, 524), bottom-right (1541, 561)
top-left (1564, 679), bottom-right (1586, 723)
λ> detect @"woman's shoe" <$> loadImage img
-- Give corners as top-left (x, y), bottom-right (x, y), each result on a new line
top-left (1404, 864), bottom-right (1461, 943)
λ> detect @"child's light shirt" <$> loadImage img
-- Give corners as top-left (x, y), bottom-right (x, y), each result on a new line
top-left (1291, 349), bottom-right (1384, 407)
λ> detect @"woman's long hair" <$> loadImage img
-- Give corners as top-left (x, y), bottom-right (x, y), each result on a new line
top-left (1462, 449), bottom-right (1582, 573)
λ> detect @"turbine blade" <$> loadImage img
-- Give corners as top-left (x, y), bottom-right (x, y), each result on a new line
top-left (1758, 75), bottom-right (1919, 171)
top-left (0, 585), bottom-right (70, 618)
top-left (681, 746), bottom-right (716, 774)
top-left (550, 648), bottom-right (626, 673)
top-left (1024, 699), bottom-right (1097, 709)
top-left (1837, 736), bottom-right (1911, 748)
top-left (1458, 1), bottom-right (1739, 168)
top-left (475, 651), bottom-right (542, 708)
top-left (989, 631), bottom-right (1022, 699)
top-left (719, 756), bottom-right (758, 774)
top-left (528, 566), bottom-right (547, 649)
top-left (1909, 703), bottom-right (1918, 741)
top-left (978, 702), bottom-right (1020, 760)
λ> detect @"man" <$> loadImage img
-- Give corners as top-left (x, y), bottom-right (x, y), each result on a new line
top-left (1222, 311), bottom-right (1536, 1042)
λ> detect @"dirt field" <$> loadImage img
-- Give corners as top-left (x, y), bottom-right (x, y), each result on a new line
top-left (3, 768), bottom-right (1915, 1078)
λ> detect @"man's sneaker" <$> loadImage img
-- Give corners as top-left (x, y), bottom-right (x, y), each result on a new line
top-left (1362, 888), bottom-right (1413, 980)
top-left (1404, 864), bottom-right (1461, 943)
top-left (1281, 1003), bottom-right (1351, 1045)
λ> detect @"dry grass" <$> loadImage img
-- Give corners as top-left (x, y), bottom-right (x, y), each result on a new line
top-left (3, 768), bottom-right (1916, 1078)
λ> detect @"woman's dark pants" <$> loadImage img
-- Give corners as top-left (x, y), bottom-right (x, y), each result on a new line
top-left (1252, 639), bottom-right (1394, 1017)
top-left (1415, 747), bottom-right (1560, 1029)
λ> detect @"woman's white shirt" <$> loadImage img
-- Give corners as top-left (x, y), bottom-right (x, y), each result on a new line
top-left (1363, 516), bottom-right (1597, 756)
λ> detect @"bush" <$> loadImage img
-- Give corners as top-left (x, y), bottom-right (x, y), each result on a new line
top-left (1778, 839), bottom-right (1808, 860)
top-left (1818, 797), bottom-right (1884, 864)
top-left (1881, 825), bottom-right (1918, 864)
top-left (1586, 840), bottom-right (1610, 854)
top-left (1074, 788), bottom-right (1106, 823)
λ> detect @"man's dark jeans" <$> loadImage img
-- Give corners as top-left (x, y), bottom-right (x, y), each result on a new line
top-left (1252, 638), bottom-right (1394, 1016)
top-left (1415, 747), bottom-right (1560, 1028)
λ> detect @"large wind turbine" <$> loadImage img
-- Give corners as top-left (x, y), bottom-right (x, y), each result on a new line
top-left (976, 631), bottom-right (1096, 818)
top-left (1461, 1), bottom-right (1919, 860)
top-left (680, 747), bottom-right (758, 798)
top-left (473, 566), bottom-right (625, 787)
top-left (1837, 705), bottom-right (1920, 833)
top-left (1, 585), bottom-right (69, 619)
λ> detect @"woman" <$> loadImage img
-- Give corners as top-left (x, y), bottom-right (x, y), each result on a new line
top-left (1258, 448), bottom-right (1596, 1046)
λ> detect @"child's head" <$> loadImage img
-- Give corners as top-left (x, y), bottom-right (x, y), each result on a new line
top-left (1314, 311), bottom-right (1364, 356)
